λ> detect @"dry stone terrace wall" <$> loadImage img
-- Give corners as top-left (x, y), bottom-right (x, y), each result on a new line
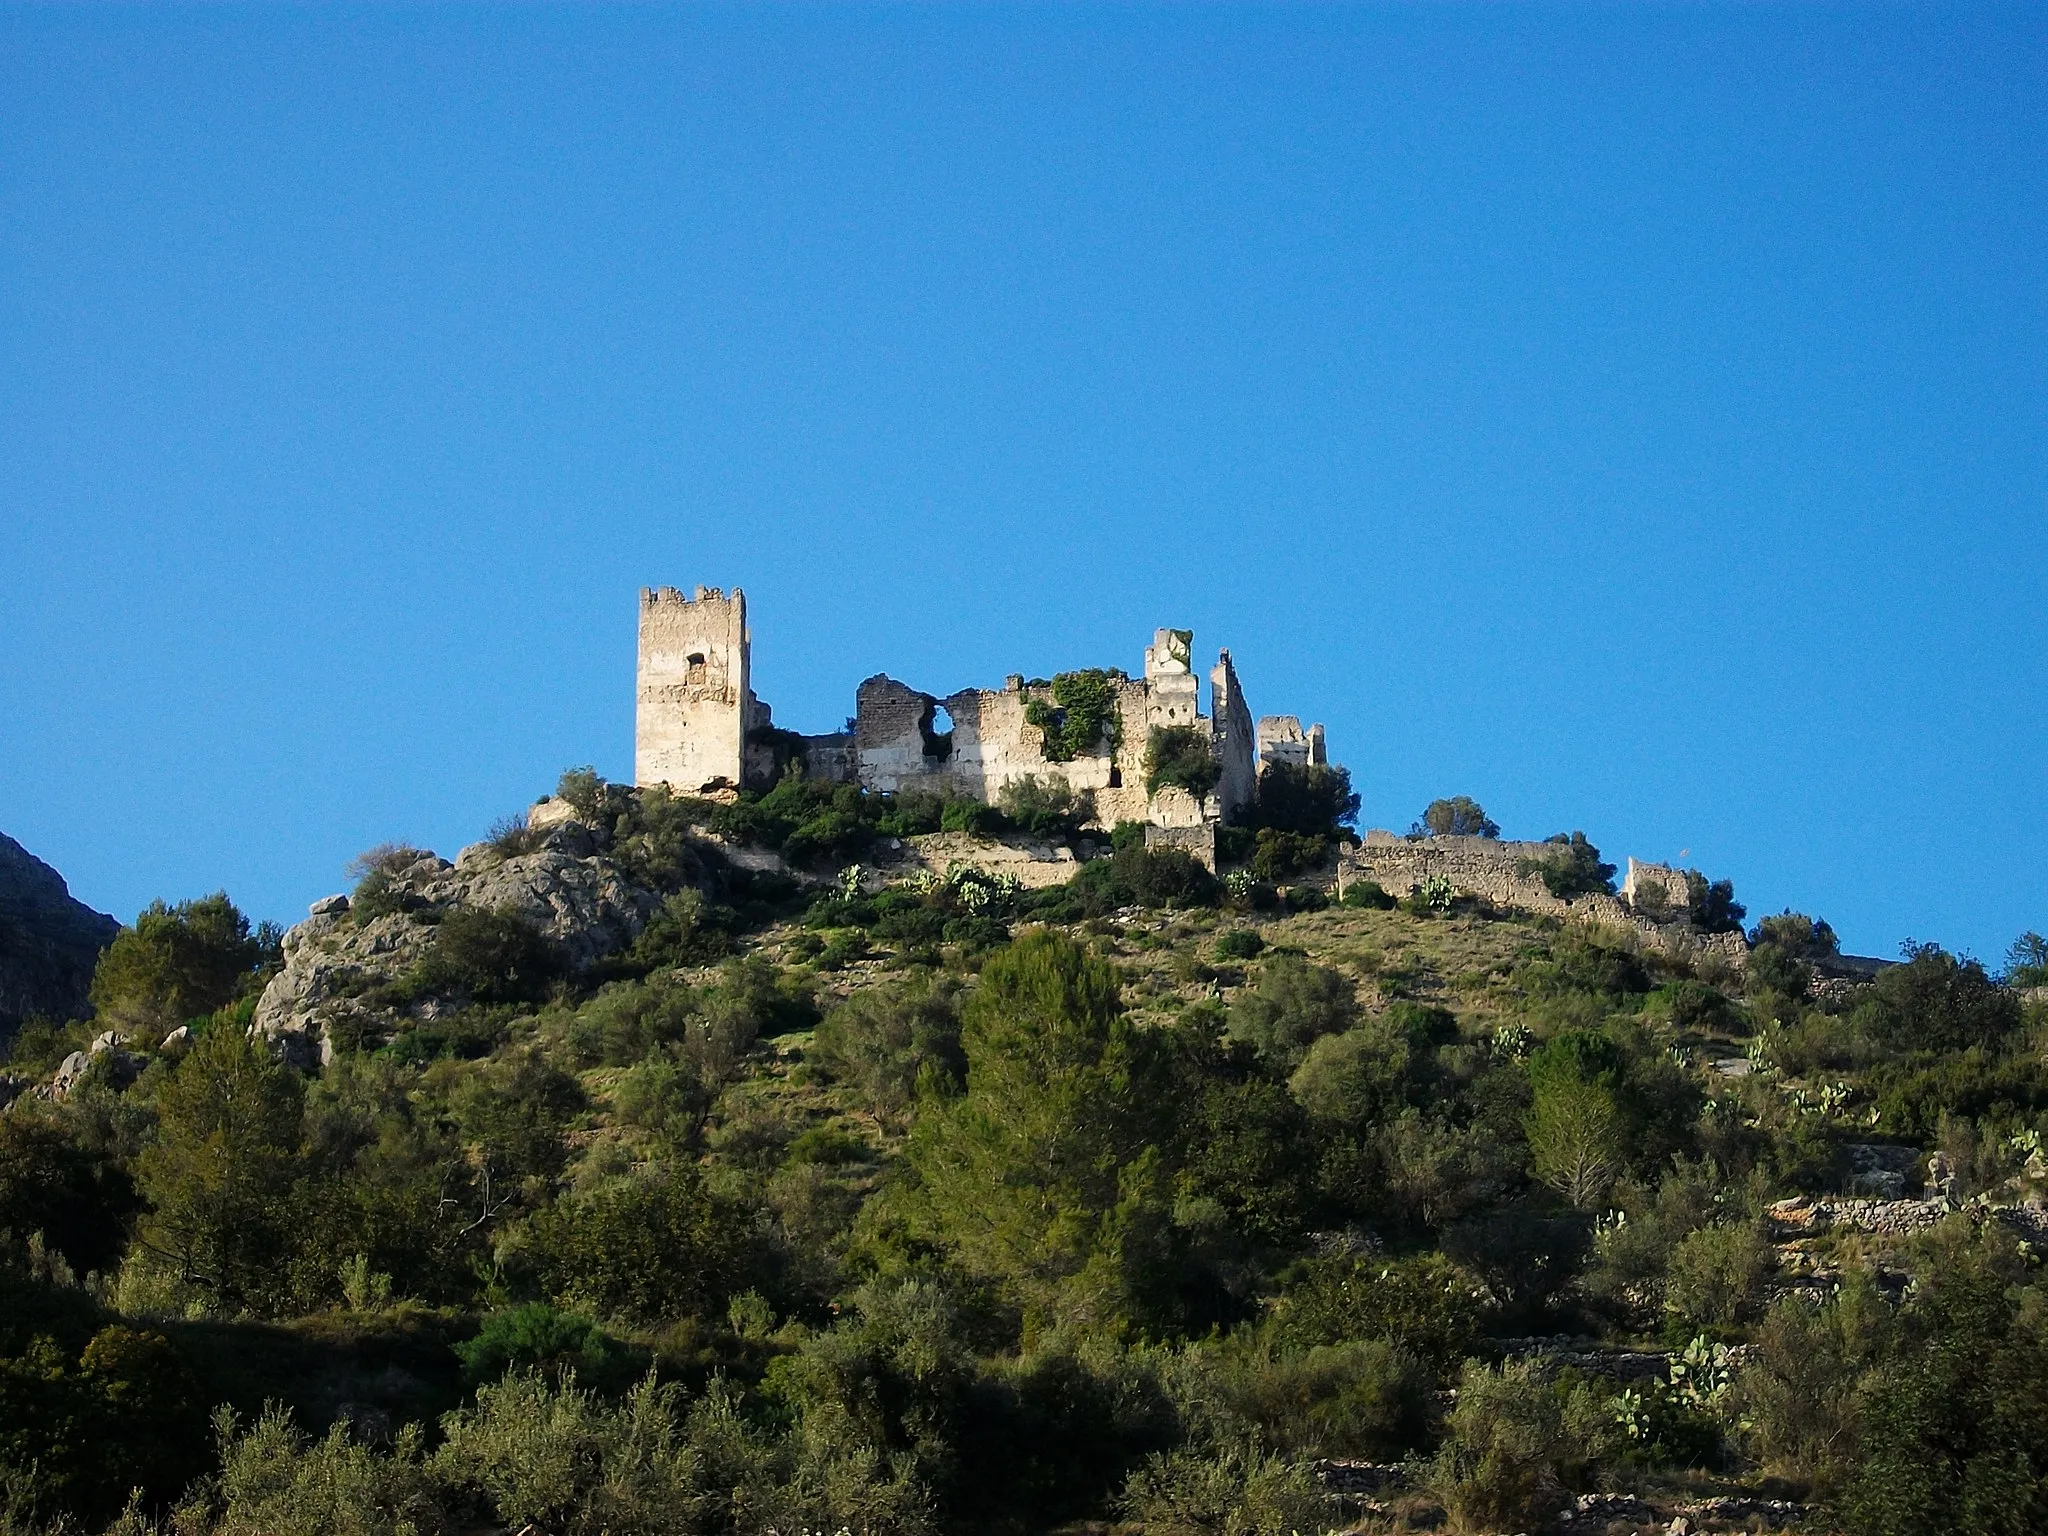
top-left (1341, 832), bottom-right (1748, 967)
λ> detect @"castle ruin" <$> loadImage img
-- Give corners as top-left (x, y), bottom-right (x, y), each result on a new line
top-left (635, 585), bottom-right (1333, 862)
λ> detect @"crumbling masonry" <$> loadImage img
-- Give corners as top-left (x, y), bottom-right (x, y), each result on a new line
top-left (635, 585), bottom-right (1333, 863)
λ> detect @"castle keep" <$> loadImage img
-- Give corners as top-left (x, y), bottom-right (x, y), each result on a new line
top-left (635, 585), bottom-right (1332, 859)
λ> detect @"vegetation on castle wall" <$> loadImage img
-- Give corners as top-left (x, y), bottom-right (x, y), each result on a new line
top-left (1144, 725), bottom-right (1221, 800)
top-left (1024, 668), bottom-right (1125, 762)
top-left (1516, 831), bottom-right (1617, 900)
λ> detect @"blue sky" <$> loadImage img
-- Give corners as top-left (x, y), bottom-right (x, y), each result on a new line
top-left (2, 3), bottom-right (2042, 963)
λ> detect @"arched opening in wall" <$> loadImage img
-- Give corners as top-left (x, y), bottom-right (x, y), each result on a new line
top-left (1108, 766), bottom-right (1122, 788)
top-left (685, 653), bottom-right (707, 685)
top-left (920, 702), bottom-right (956, 763)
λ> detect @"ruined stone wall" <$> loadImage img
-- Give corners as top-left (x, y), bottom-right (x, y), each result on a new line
top-left (635, 591), bottom-right (1318, 842)
top-left (636, 586), bottom-right (750, 792)
top-left (856, 675), bottom-right (1079, 802)
top-left (1256, 715), bottom-right (1327, 772)
top-left (1621, 858), bottom-right (1691, 918)
top-left (799, 733), bottom-right (858, 785)
top-left (854, 658), bottom-right (1234, 832)
top-left (1340, 832), bottom-right (1747, 968)
top-left (1210, 650), bottom-right (1257, 824)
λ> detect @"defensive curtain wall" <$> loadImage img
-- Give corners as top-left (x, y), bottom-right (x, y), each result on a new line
top-left (634, 585), bottom-right (1332, 865)
top-left (1339, 837), bottom-right (1749, 968)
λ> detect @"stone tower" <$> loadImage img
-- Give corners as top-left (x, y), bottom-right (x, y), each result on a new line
top-left (635, 586), bottom-right (751, 792)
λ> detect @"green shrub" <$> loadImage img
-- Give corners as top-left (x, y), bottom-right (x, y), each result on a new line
top-left (2005, 931), bottom-right (2048, 989)
top-left (1413, 796), bottom-right (1498, 839)
top-left (998, 775), bottom-right (1093, 839)
top-left (811, 987), bottom-right (962, 1122)
top-left (134, 1024), bottom-right (307, 1315)
top-left (1855, 943), bottom-right (2022, 1055)
top-left (206, 1403), bottom-right (445, 1536)
top-left (525, 1169), bottom-right (751, 1327)
top-left (1068, 847), bottom-right (1220, 911)
top-left (449, 1047), bottom-right (586, 1180)
top-left (1214, 929), bottom-right (1265, 962)
top-left (1249, 828), bottom-right (1327, 882)
top-left (1426, 1358), bottom-right (1611, 1534)
top-left (0, 1114), bottom-right (136, 1279)
top-left (1269, 1252), bottom-right (1486, 1368)
top-left (1685, 871), bottom-right (1747, 934)
top-left (621, 889), bottom-right (736, 972)
top-left (1118, 1441), bottom-right (1333, 1536)
top-left (785, 1125), bottom-right (869, 1166)
top-left (415, 905), bottom-right (563, 1004)
top-left (1515, 832), bottom-right (1615, 899)
top-left (1750, 910), bottom-right (1841, 958)
top-left (940, 798), bottom-right (1006, 837)
top-left (454, 1302), bottom-right (642, 1391)
top-left (1664, 1222), bottom-right (1775, 1334)
top-left (1733, 1276), bottom-right (1890, 1491)
top-left (87, 891), bottom-right (277, 1038)
top-left (1025, 669), bottom-right (1125, 762)
top-left (0, 1323), bottom-right (207, 1523)
top-left (1836, 1238), bottom-right (2048, 1536)
top-left (1145, 726), bottom-right (1221, 800)
top-left (486, 811), bottom-right (545, 857)
top-left (1253, 763), bottom-right (1359, 837)
top-left (1286, 1005), bottom-right (1451, 1131)
top-left (1210, 1337), bottom-right (1431, 1460)
top-left (610, 1049), bottom-right (708, 1146)
top-left (899, 931), bottom-right (1175, 1338)
top-left (1226, 957), bottom-right (1359, 1071)
top-left (1176, 1076), bottom-right (1316, 1251)
top-left (1339, 879), bottom-right (1394, 910)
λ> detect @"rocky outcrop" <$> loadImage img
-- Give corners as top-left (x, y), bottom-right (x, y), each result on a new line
top-left (254, 831), bottom-right (674, 1062)
top-left (0, 833), bottom-right (120, 1035)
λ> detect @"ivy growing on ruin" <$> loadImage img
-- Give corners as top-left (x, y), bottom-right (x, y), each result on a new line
top-left (1024, 668), bottom-right (1124, 762)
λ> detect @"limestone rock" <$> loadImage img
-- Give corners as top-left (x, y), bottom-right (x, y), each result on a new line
top-left (0, 832), bottom-right (120, 1036)
top-left (254, 840), bottom-right (677, 1056)
top-left (49, 1044), bottom-right (143, 1096)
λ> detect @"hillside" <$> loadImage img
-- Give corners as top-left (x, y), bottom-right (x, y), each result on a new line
top-left (0, 772), bottom-right (2044, 1536)
top-left (0, 832), bottom-right (119, 1037)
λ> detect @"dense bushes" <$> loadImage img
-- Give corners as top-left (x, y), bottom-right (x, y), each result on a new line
top-left (11, 803), bottom-right (2048, 1535)
top-left (1856, 942), bottom-right (2022, 1054)
top-left (1414, 796), bottom-right (1499, 839)
top-left (1251, 763), bottom-right (1359, 839)
top-left (1063, 845), bottom-right (1219, 911)
top-left (525, 1169), bottom-right (752, 1325)
top-left (1024, 669), bottom-right (1124, 762)
top-left (1145, 726), bottom-right (1221, 800)
top-left (1516, 832), bottom-right (1616, 899)
top-left (87, 892), bottom-right (278, 1040)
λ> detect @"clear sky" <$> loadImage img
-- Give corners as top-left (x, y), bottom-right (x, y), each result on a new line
top-left (2, 3), bottom-right (2042, 964)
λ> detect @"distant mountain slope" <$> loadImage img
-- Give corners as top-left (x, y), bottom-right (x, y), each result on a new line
top-left (0, 832), bottom-right (119, 1033)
